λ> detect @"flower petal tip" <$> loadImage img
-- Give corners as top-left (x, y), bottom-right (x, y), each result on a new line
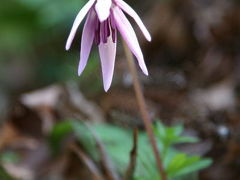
top-left (140, 64), bottom-right (149, 76)
top-left (143, 69), bottom-right (149, 76)
top-left (104, 87), bottom-right (110, 92)
top-left (144, 32), bottom-right (152, 42)
top-left (78, 66), bottom-right (84, 76)
top-left (103, 83), bottom-right (111, 92)
top-left (65, 42), bottom-right (71, 51)
top-left (147, 35), bottom-right (152, 42)
top-left (78, 69), bottom-right (83, 76)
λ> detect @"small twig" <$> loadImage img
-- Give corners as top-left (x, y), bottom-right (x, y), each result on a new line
top-left (122, 40), bottom-right (168, 180)
top-left (124, 128), bottom-right (138, 180)
top-left (85, 123), bottom-right (120, 180)
top-left (70, 143), bottom-right (104, 180)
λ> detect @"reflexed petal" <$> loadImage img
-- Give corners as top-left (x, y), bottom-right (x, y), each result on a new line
top-left (78, 10), bottom-right (96, 76)
top-left (95, 0), bottom-right (112, 22)
top-left (98, 34), bottom-right (117, 91)
top-left (113, 7), bottom-right (148, 75)
top-left (115, 0), bottom-right (151, 41)
top-left (65, 0), bottom-right (96, 50)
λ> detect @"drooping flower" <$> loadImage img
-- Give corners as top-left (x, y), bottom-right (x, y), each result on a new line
top-left (66, 0), bottom-right (151, 91)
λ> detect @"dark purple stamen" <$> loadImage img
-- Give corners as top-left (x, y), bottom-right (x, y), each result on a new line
top-left (94, 30), bottom-right (100, 45)
top-left (106, 18), bottom-right (111, 37)
top-left (110, 13), bottom-right (116, 43)
top-left (94, 11), bottom-right (117, 45)
top-left (94, 20), bottom-right (101, 45)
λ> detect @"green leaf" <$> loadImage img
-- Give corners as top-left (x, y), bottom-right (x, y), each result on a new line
top-left (71, 121), bottom-right (96, 156)
top-left (51, 120), bottom-right (212, 180)
top-left (49, 121), bottom-right (73, 154)
top-left (167, 153), bottom-right (190, 174)
top-left (173, 159), bottom-right (212, 177)
top-left (167, 153), bottom-right (212, 177)
top-left (154, 122), bottom-right (198, 147)
top-left (172, 136), bottom-right (199, 144)
top-left (171, 124), bottom-right (184, 137)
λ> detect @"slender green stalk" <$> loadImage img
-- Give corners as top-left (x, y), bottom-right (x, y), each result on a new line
top-left (122, 40), bottom-right (167, 180)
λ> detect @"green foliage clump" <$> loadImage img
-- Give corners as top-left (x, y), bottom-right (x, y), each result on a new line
top-left (50, 120), bottom-right (212, 180)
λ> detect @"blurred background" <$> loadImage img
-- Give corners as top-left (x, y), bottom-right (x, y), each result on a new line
top-left (1, 0), bottom-right (240, 179)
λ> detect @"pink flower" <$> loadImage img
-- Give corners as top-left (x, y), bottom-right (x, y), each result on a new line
top-left (66, 0), bottom-right (151, 91)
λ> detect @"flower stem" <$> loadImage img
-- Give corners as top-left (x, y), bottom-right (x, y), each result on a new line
top-left (122, 40), bottom-right (167, 180)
